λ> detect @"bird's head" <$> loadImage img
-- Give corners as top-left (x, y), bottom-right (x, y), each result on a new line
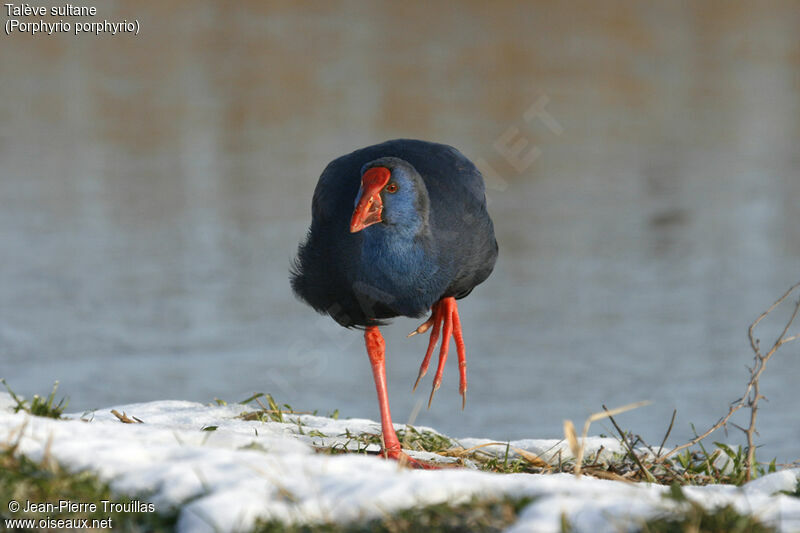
top-left (350, 157), bottom-right (429, 235)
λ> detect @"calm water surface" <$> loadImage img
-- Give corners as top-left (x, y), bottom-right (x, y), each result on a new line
top-left (1, 1), bottom-right (799, 461)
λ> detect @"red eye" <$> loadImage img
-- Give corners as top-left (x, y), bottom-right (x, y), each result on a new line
top-left (386, 183), bottom-right (398, 194)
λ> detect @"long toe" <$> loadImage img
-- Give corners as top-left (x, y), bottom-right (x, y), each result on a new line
top-left (384, 448), bottom-right (440, 470)
top-left (427, 298), bottom-right (455, 409)
top-left (412, 308), bottom-right (442, 391)
top-left (451, 302), bottom-right (467, 409)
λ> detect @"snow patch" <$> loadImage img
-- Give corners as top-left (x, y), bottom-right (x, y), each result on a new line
top-left (1, 393), bottom-right (798, 532)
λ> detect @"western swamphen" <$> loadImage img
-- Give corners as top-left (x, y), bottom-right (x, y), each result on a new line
top-left (291, 139), bottom-right (497, 468)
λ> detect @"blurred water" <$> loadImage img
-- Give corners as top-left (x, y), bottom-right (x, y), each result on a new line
top-left (1, 1), bottom-right (799, 462)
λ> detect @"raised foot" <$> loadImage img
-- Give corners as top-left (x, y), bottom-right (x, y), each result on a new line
top-left (410, 297), bottom-right (467, 410)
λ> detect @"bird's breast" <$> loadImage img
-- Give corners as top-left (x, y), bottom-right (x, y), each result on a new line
top-left (352, 229), bottom-right (444, 318)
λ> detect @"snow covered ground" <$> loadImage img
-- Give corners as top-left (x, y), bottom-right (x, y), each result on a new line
top-left (1, 392), bottom-right (798, 532)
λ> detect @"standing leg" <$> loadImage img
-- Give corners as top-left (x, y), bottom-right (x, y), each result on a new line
top-left (364, 326), bottom-right (435, 469)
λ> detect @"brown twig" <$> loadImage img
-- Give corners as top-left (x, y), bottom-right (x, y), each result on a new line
top-left (110, 410), bottom-right (143, 424)
top-left (658, 281), bottom-right (800, 481)
top-left (602, 405), bottom-right (655, 482)
top-left (657, 409), bottom-right (677, 458)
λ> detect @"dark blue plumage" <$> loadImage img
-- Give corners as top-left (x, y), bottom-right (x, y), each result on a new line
top-left (291, 139), bottom-right (497, 328)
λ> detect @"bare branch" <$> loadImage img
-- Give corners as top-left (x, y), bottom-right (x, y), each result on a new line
top-left (659, 281), bottom-right (800, 480)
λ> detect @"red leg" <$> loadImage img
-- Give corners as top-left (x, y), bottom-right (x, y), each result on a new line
top-left (364, 326), bottom-right (436, 469)
top-left (410, 297), bottom-right (468, 410)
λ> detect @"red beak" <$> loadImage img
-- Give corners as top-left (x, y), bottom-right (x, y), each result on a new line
top-left (350, 167), bottom-right (391, 233)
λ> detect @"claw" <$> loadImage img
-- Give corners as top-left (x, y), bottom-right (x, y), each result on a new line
top-left (407, 317), bottom-right (434, 337)
top-left (428, 379), bottom-right (441, 409)
top-left (412, 367), bottom-right (427, 392)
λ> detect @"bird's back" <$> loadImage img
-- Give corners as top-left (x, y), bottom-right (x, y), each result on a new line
top-left (292, 139), bottom-right (497, 327)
